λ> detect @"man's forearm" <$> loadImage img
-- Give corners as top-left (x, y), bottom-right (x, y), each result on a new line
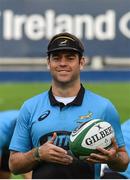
top-left (108, 151), bottom-right (129, 172)
top-left (9, 149), bottom-right (40, 174)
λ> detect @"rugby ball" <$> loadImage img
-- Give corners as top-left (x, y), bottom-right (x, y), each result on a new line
top-left (69, 119), bottom-right (115, 159)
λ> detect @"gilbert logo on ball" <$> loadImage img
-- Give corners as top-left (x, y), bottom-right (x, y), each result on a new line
top-left (69, 119), bottom-right (115, 159)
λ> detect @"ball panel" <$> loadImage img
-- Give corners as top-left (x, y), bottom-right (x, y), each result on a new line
top-left (69, 119), bottom-right (115, 158)
top-left (81, 121), bottom-right (115, 149)
top-left (70, 119), bottom-right (102, 142)
top-left (69, 119), bottom-right (103, 157)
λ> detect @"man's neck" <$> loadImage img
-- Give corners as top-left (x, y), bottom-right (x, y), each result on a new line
top-left (51, 81), bottom-right (81, 97)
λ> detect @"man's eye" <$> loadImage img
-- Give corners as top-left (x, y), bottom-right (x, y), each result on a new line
top-left (68, 57), bottom-right (75, 60)
top-left (52, 57), bottom-right (59, 61)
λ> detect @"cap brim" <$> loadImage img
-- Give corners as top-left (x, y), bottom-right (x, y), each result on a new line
top-left (47, 47), bottom-right (82, 54)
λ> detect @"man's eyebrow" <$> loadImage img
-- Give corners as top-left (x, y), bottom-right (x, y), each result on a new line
top-left (52, 52), bottom-right (77, 56)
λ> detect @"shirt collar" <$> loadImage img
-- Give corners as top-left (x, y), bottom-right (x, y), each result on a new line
top-left (48, 84), bottom-right (85, 107)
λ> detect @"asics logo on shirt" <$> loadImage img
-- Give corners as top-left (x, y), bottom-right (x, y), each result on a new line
top-left (38, 110), bottom-right (50, 121)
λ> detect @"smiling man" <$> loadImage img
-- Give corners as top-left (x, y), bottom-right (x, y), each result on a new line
top-left (9, 32), bottom-right (129, 179)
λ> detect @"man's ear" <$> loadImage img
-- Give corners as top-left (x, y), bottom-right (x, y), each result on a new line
top-left (80, 57), bottom-right (86, 70)
top-left (47, 58), bottom-right (50, 70)
top-left (47, 65), bottom-right (50, 70)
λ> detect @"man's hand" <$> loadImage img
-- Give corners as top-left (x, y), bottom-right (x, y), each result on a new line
top-left (85, 138), bottom-right (118, 164)
top-left (38, 132), bottom-right (73, 165)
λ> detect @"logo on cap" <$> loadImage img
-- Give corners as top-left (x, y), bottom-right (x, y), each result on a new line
top-left (59, 39), bottom-right (68, 47)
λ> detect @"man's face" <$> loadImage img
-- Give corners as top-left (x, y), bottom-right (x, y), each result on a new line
top-left (48, 50), bottom-right (85, 85)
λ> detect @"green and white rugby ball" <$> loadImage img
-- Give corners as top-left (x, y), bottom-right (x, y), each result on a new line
top-left (69, 119), bottom-right (115, 159)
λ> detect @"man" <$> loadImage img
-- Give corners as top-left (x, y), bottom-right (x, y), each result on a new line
top-left (0, 110), bottom-right (32, 179)
top-left (9, 32), bottom-right (129, 179)
top-left (0, 110), bottom-right (18, 179)
top-left (101, 119), bottom-right (130, 179)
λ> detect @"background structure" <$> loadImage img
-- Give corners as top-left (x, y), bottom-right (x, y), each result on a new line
top-left (0, 0), bottom-right (130, 124)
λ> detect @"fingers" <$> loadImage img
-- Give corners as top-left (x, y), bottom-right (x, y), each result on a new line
top-left (85, 142), bottom-right (118, 164)
top-left (40, 142), bottom-right (73, 165)
top-left (48, 132), bottom-right (67, 154)
top-left (52, 157), bottom-right (73, 165)
top-left (96, 146), bottom-right (110, 155)
top-left (42, 132), bottom-right (71, 156)
top-left (49, 151), bottom-right (73, 165)
top-left (96, 146), bottom-right (116, 159)
top-left (49, 132), bottom-right (57, 144)
top-left (40, 132), bottom-right (73, 165)
top-left (49, 143), bottom-right (68, 154)
top-left (96, 137), bottom-right (118, 155)
top-left (111, 138), bottom-right (118, 151)
top-left (89, 152), bottom-right (109, 162)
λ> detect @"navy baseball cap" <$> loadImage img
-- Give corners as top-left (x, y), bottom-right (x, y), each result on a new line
top-left (47, 32), bottom-right (84, 55)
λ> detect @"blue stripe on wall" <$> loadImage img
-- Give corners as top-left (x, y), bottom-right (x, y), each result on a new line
top-left (0, 70), bottom-right (130, 82)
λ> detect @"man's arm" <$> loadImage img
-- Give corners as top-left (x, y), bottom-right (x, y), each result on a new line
top-left (9, 149), bottom-right (39, 174)
top-left (85, 139), bottom-right (129, 172)
top-left (9, 134), bottom-right (73, 175)
top-left (107, 147), bottom-right (129, 171)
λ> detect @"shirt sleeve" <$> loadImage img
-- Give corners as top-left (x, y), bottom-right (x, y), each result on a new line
top-left (0, 132), bottom-right (6, 149)
top-left (121, 120), bottom-right (130, 154)
top-left (103, 100), bottom-right (125, 148)
top-left (9, 103), bottom-right (33, 152)
top-left (0, 131), bottom-right (6, 156)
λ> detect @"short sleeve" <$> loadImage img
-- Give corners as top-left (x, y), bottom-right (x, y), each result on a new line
top-left (9, 103), bottom-right (33, 152)
top-left (103, 100), bottom-right (125, 147)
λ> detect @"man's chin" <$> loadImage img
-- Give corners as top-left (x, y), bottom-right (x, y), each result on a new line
top-left (55, 78), bottom-right (72, 85)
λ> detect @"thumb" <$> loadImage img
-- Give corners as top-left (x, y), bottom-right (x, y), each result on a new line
top-left (49, 132), bottom-right (57, 144)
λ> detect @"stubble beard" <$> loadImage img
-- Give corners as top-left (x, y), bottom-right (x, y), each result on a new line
top-left (52, 73), bottom-right (80, 88)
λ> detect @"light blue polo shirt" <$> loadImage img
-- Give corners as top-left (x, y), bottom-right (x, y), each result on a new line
top-left (119, 119), bottom-right (130, 178)
top-left (9, 85), bottom-right (124, 179)
top-left (0, 110), bottom-right (19, 155)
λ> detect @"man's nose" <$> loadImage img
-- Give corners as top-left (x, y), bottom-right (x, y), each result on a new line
top-left (59, 57), bottom-right (67, 65)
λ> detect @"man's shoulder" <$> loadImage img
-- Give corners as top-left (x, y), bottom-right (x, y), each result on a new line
top-left (85, 89), bottom-right (110, 103)
top-left (0, 110), bottom-right (19, 125)
top-left (84, 89), bottom-right (116, 110)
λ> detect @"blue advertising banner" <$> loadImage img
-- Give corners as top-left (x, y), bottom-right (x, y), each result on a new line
top-left (1, 71), bottom-right (130, 82)
top-left (0, 0), bottom-right (130, 57)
